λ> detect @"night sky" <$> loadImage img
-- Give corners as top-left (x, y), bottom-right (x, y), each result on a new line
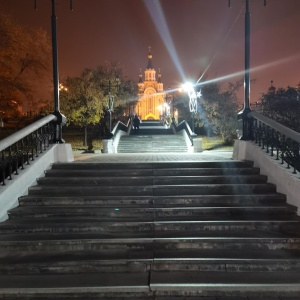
top-left (1, 0), bottom-right (300, 103)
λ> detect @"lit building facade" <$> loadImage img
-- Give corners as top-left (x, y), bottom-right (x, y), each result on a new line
top-left (136, 48), bottom-right (166, 120)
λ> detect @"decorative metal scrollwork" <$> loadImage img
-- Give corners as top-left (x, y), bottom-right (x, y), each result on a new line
top-left (0, 122), bottom-right (55, 186)
top-left (252, 118), bottom-right (300, 174)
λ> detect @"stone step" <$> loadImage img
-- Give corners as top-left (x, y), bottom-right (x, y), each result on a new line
top-left (18, 195), bottom-right (154, 207)
top-left (117, 145), bottom-right (187, 149)
top-left (153, 183), bottom-right (277, 196)
top-left (120, 141), bottom-right (183, 146)
top-left (2, 251), bottom-right (300, 275)
top-left (129, 129), bottom-right (173, 134)
top-left (44, 167), bottom-right (261, 177)
top-left (0, 259), bottom-right (151, 275)
top-left (0, 272), bottom-right (150, 298)
top-left (1, 219), bottom-right (299, 234)
top-left (118, 134), bottom-right (187, 152)
top-left (8, 206), bottom-right (296, 219)
top-left (119, 137), bottom-right (184, 141)
top-left (139, 121), bottom-right (163, 126)
top-left (18, 194), bottom-right (287, 207)
top-left (1, 272), bottom-right (300, 299)
top-left (36, 175), bottom-right (269, 186)
top-left (118, 144), bottom-right (187, 149)
top-left (150, 271), bottom-right (300, 297)
top-left (27, 183), bottom-right (277, 197)
top-left (119, 141), bottom-right (186, 145)
top-left (0, 214), bottom-right (300, 232)
top-left (118, 148), bottom-right (188, 153)
top-left (1, 236), bottom-right (300, 252)
top-left (50, 161), bottom-right (254, 170)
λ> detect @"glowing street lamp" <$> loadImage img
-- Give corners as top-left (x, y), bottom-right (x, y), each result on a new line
top-left (181, 82), bottom-right (201, 134)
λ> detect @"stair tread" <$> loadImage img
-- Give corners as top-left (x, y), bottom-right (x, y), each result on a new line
top-left (0, 272), bottom-right (149, 289)
top-left (10, 205), bottom-right (295, 211)
top-left (2, 249), bottom-right (300, 264)
top-left (3, 217), bottom-right (299, 223)
top-left (18, 194), bottom-right (287, 207)
top-left (1, 271), bottom-right (300, 290)
top-left (0, 232), bottom-right (299, 241)
top-left (151, 270), bottom-right (300, 285)
top-left (52, 161), bottom-right (253, 169)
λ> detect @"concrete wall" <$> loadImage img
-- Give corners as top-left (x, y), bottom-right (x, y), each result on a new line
top-left (233, 140), bottom-right (300, 214)
top-left (0, 144), bottom-right (74, 222)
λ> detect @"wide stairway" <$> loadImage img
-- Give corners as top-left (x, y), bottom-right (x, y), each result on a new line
top-left (118, 120), bottom-right (188, 153)
top-left (0, 160), bottom-right (300, 298)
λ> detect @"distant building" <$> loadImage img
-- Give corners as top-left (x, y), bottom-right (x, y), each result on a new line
top-left (268, 80), bottom-right (276, 94)
top-left (250, 80), bottom-right (276, 112)
top-left (136, 47), bottom-right (166, 120)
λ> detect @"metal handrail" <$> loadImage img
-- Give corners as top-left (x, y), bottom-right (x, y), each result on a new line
top-left (173, 120), bottom-right (197, 145)
top-left (111, 118), bottom-right (131, 136)
top-left (248, 111), bottom-right (300, 174)
top-left (249, 111), bottom-right (300, 144)
top-left (0, 114), bottom-right (57, 185)
top-left (0, 114), bottom-right (57, 151)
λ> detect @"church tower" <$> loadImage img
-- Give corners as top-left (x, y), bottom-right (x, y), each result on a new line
top-left (136, 47), bottom-right (165, 120)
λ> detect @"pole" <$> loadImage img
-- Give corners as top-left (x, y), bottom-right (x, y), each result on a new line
top-left (191, 112), bottom-right (194, 134)
top-left (52, 0), bottom-right (59, 114)
top-left (109, 95), bottom-right (112, 132)
top-left (234, 0), bottom-right (267, 140)
top-left (244, 0), bottom-right (250, 111)
top-left (51, 0), bottom-right (66, 143)
top-left (237, 0), bottom-right (252, 140)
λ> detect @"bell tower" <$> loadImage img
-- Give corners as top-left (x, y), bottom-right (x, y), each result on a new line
top-left (136, 47), bottom-right (165, 120)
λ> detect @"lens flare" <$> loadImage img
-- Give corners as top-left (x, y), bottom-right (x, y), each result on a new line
top-left (196, 53), bottom-right (300, 89)
top-left (143, 0), bottom-right (186, 82)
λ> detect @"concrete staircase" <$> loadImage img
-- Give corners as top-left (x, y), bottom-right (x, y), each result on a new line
top-left (118, 120), bottom-right (188, 153)
top-left (118, 135), bottom-right (188, 153)
top-left (0, 160), bottom-right (300, 298)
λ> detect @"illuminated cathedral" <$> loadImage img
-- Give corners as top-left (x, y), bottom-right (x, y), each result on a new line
top-left (136, 48), bottom-right (166, 120)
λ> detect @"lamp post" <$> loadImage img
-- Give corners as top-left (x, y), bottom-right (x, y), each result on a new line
top-left (174, 109), bottom-right (178, 124)
top-left (228, 0), bottom-right (267, 140)
top-left (34, 0), bottom-right (73, 143)
top-left (167, 89), bottom-right (175, 123)
top-left (101, 77), bottom-right (121, 133)
top-left (182, 82), bottom-right (198, 134)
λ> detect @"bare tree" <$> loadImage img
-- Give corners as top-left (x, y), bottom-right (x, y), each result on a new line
top-left (0, 12), bottom-right (51, 117)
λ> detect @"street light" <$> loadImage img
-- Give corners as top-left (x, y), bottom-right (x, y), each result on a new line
top-left (166, 88), bottom-right (182, 124)
top-left (34, 0), bottom-right (72, 143)
top-left (181, 82), bottom-right (200, 134)
top-left (166, 89), bottom-right (175, 122)
top-left (228, 0), bottom-right (267, 140)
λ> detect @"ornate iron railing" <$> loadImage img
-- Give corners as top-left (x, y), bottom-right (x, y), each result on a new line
top-left (249, 111), bottom-right (300, 174)
top-left (0, 114), bottom-right (57, 186)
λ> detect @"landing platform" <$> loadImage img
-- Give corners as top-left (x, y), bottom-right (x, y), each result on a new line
top-left (73, 150), bottom-right (233, 163)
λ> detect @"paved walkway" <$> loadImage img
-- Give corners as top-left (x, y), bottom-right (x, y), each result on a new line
top-left (73, 150), bottom-right (234, 163)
